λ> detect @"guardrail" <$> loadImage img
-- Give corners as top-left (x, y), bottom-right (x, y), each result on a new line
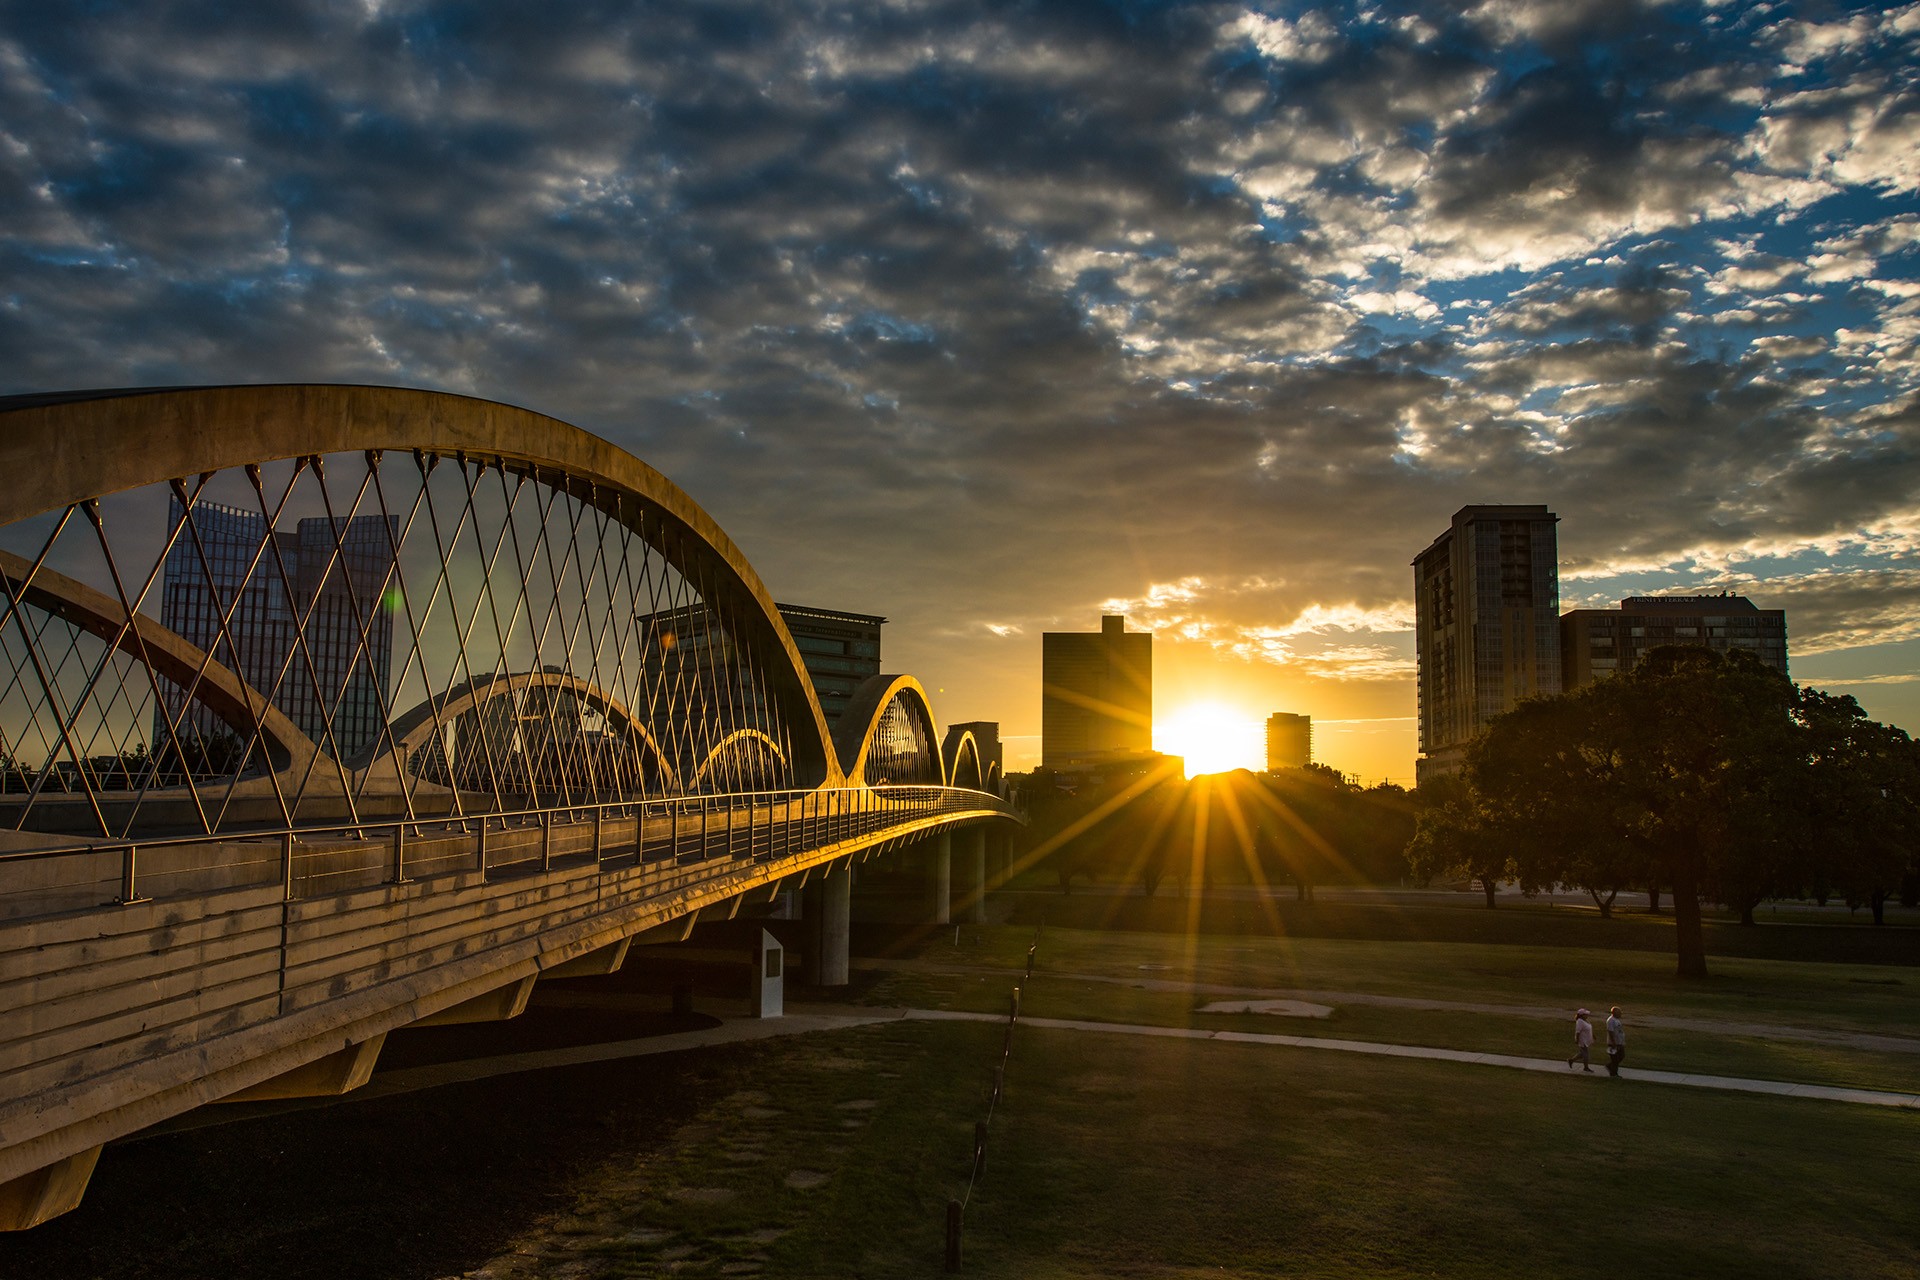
top-left (0, 785), bottom-right (1022, 921)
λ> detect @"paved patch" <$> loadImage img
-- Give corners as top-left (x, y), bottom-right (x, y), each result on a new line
top-left (1197, 998), bottom-right (1335, 1018)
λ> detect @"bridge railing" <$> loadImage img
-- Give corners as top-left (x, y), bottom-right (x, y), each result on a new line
top-left (0, 785), bottom-right (1021, 921)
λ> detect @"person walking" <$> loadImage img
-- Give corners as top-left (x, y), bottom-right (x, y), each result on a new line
top-left (1605, 1006), bottom-right (1627, 1076)
top-left (1567, 1008), bottom-right (1594, 1071)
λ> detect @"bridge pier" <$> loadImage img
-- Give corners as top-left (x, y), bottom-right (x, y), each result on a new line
top-left (923, 831), bottom-right (952, 925)
top-left (800, 861), bottom-right (851, 986)
top-left (954, 826), bottom-right (988, 924)
top-left (988, 829), bottom-right (1015, 889)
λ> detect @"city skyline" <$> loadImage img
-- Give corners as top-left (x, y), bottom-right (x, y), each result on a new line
top-left (3, 2), bottom-right (1918, 782)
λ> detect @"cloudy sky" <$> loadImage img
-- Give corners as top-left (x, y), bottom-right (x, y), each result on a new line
top-left (4, 0), bottom-right (1919, 781)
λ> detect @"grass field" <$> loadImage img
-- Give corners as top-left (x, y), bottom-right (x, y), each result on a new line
top-left (861, 925), bottom-right (1920, 1094)
top-left (462, 1016), bottom-right (1920, 1279)
top-left (9, 896), bottom-right (1914, 1280)
top-left (993, 883), bottom-right (1920, 966)
top-left (446, 913), bottom-right (1920, 1278)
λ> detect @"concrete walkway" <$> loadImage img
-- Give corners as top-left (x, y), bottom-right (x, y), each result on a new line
top-left (900, 1009), bottom-right (1920, 1111)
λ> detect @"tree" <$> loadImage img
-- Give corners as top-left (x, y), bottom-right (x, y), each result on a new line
top-left (1465, 647), bottom-right (1803, 978)
top-left (1407, 772), bottom-right (1510, 907)
top-left (1798, 689), bottom-right (1920, 926)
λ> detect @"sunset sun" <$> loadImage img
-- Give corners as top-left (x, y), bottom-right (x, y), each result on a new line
top-left (1155, 702), bottom-right (1264, 777)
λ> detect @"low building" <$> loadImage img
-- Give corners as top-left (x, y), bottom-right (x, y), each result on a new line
top-left (1560, 594), bottom-right (1788, 690)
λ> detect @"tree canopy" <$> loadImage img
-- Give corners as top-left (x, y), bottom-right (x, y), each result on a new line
top-left (1413, 646), bottom-right (1920, 978)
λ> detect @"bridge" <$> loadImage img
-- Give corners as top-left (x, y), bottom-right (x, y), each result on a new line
top-left (0, 386), bottom-right (1021, 1230)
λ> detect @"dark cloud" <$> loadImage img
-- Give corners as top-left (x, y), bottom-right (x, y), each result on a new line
top-left (2, 0), bottom-right (1920, 768)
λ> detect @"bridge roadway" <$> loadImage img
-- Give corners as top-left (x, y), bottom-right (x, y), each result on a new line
top-left (0, 783), bottom-right (1014, 1230)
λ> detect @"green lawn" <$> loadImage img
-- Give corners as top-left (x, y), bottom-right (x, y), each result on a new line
top-left (446, 915), bottom-right (1920, 1277)
top-left (995, 886), bottom-right (1920, 967)
top-left (471, 1017), bottom-right (1920, 1279)
top-left (857, 926), bottom-right (1920, 1094)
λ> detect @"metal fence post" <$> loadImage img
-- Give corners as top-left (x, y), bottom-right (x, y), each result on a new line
top-left (390, 824), bottom-right (409, 885)
top-left (281, 831), bottom-right (295, 901)
top-left (541, 813), bottom-right (553, 872)
top-left (117, 843), bottom-right (148, 904)
top-left (594, 806), bottom-right (605, 866)
top-left (477, 820), bottom-right (490, 881)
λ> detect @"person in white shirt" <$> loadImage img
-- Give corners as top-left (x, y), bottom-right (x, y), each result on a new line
top-left (1567, 1009), bottom-right (1594, 1071)
top-left (1605, 1006), bottom-right (1627, 1076)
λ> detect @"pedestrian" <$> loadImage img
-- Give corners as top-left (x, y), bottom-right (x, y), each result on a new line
top-left (1606, 1005), bottom-right (1627, 1077)
top-left (1567, 1008), bottom-right (1594, 1071)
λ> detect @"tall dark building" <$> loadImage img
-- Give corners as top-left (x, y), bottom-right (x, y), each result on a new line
top-left (1041, 614), bottom-right (1152, 768)
top-left (774, 604), bottom-right (884, 728)
top-left (1265, 712), bottom-right (1312, 771)
top-left (1413, 505), bottom-right (1560, 784)
top-left (156, 495), bottom-right (398, 761)
top-left (1561, 594), bottom-right (1788, 690)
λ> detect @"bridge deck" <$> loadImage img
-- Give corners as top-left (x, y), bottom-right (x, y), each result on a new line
top-left (0, 786), bottom-right (1014, 1217)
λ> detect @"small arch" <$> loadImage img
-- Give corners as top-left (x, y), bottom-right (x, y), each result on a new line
top-left (371, 670), bottom-right (674, 794)
top-left (946, 731), bottom-right (983, 790)
top-left (689, 728), bottom-right (788, 792)
top-left (835, 675), bottom-right (944, 787)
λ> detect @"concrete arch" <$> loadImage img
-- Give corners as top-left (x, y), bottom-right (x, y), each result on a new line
top-left (0, 547), bottom-right (321, 777)
top-left (366, 669), bottom-right (674, 787)
top-left (689, 728), bottom-right (787, 790)
top-left (947, 731), bottom-right (983, 791)
top-left (0, 386), bottom-right (838, 786)
top-left (833, 674), bottom-right (944, 788)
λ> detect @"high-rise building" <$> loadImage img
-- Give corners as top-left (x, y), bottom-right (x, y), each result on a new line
top-left (631, 600), bottom-right (882, 753)
top-left (1041, 614), bottom-right (1152, 768)
top-left (1265, 712), bottom-right (1312, 771)
top-left (155, 495), bottom-right (398, 762)
top-left (774, 603), bottom-right (884, 728)
top-left (1412, 505), bottom-right (1561, 784)
top-left (1560, 594), bottom-right (1788, 690)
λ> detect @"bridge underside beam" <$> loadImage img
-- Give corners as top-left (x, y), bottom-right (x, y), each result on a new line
top-left (0, 1145), bottom-right (100, 1233)
top-left (543, 936), bottom-right (632, 979)
top-left (220, 1033), bottom-right (387, 1103)
top-left (411, 976), bottom-right (537, 1027)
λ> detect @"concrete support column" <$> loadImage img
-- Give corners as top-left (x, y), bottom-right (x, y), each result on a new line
top-left (925, 831), bottom-right (952, 925)
top-left (0, 1145), bottom-right (101, 1231)
top-left (955, 826), bottom-right (988, 924)
top-left (801, 875), bottom-right (825, 978)
top-left (818, 861), bottom-right (851, 986)
top-left (984, 830), bottom-right (1006, 889)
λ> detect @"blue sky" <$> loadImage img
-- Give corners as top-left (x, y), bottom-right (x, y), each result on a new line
top-left (3, 0), bottom-right (1918, 779)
